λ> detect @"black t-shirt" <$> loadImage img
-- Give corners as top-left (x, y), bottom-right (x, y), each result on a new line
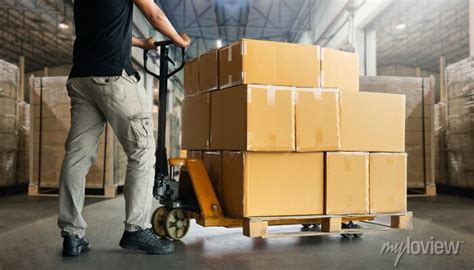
top-left (69, 0), bottom-right (137, 78)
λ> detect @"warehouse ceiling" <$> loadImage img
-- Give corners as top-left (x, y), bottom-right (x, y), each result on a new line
top-left (0, 0), bottom-right (470, 74)
top-left (370, 0), bottom-right (469, 73)
top-left (0, 0), bottom-right (74, 72)
top-left (157, 0), bottom-right (316, 58)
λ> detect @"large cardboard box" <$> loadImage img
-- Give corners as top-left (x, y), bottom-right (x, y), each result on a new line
top-left (370, 153), bottom-right (407, 213)
top-left (326, 152), bottom-right (369, 214)
top-left (181, 93), bottom-right (210, 150)
top-left (221, 152), bottom-right (324, 217)
top-left (211, 84), bottom-right (295, 151)
top-left (219, 39), bottom-right (320, 89)
top-left (184, 58), bottom-right (198, 97)
top-left (295, 88), bottom-right (340, 151)
top-left (203, 151), bottom-right (223, 206)
top-left (320, 48), bottom-right (359, 92)
top-left (198, 49), bottom-right (219, 92)
top-left (295, 89), bottom-right (405, 152)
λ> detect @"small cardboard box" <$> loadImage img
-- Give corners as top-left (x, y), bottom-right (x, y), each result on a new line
top-left (221, 152), bottom-right (324, 217)
top-left (181, 93), bottom-right (210, 150)
top-left (198, 49), bottom-right (219, 92)
top-left (295, 89), bottom-right (405, 152)
top-left (203, 151), bottom-right (223, 206)
top-left (184, 58), bottom-right (199, 96)
top-left (370, 153), bottom-right (407, 213)
top-left (210, 84), bottom-right (295, 151)
top-left (320, 48), bottom-right (359, 92)
top-left (326, 152), bottom-right (369, 214)
top-left (219, 39), bottom-right (320, 89)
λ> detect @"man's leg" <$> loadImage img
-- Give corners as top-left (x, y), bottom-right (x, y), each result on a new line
top-left (58, 78), bottom-right (106, 237)
top-left (85, 73), bottom-right (173, 254)
top-left (58, 78), bottom-right (106, 256)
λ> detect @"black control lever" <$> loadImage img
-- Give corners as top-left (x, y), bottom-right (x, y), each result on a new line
top-left (143, 41), bottom-right (185, 81)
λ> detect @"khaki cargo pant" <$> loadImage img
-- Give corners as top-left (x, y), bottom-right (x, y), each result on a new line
top-left (58, 72), bottom-right (156, 238)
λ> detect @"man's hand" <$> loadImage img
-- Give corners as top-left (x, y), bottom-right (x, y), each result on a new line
top-left (132, 36), bottom-right (157, 50)
top-left (177, 33), bottom-right (191, 48)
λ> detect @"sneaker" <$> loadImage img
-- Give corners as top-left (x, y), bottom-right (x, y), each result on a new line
top-left (63, 235), bottom-right (90, 257)
top-left (119, 228), bottom-right (175, 254)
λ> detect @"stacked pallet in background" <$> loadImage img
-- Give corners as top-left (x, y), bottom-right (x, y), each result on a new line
top-left (182, 39), bottom-right (407, 219)
top-left (29, 77), bottom-right (126, 197)
top-left (16, 102), bottom-right (30, 185)
top-left (0, 60), bottom-right (19, 188)
top-left (434, 102), bottom-right (448, 188)
top-left (443, 57), bottom-right (474, 190)
top-left (360, 76), bottom-right (436, 196)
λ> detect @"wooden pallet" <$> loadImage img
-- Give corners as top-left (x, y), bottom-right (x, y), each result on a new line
top-left (243, 212), bottom-right (413, 238)
top-left (27, 184), bottom-right (122, 198)
top-left (407, 185), bottom-right (436, 197)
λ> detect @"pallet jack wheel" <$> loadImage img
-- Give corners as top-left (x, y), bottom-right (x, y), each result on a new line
top-left (164, 208), bottom-right (190, 240)
top-left (151, 206), bottom-right (169, 238)
top-left (341, 221), bottom-right (363, 238)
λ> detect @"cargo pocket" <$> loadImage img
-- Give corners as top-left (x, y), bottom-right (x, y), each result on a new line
top-left (91, 76), bottom-right (126, 104)
top-left (129, 113), bottom-right (154, 148)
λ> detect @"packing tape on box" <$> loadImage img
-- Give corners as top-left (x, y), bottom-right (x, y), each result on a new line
top-left (241, 71), bottom-right (246, 82)
top-left (267, 86), bottom-right (276, 106)
top-left (320, 47), bottom-right (325, 61)
top-left (247, 131), bottom-right (253, 150)
top-left (315, 128), bottom-right (323, 145)
top-left (228, 45), bottom-right (232, 62)
top-left (344, 156), bottom-right (352, 171)
top-left (247, 87), bottom-right (252, 103)
top-left (320, 71), bottom-right (325, 87)
top-left (241, 41), bottom-right (247, 55)
top-left (228, 75), bottom-right (232, 85)
top-left (268, 133), bottom-right (277, 148)
top-left (364, 156), bottom-right (369, 212)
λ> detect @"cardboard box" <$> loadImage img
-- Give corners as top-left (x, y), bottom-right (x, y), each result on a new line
top-left (184, 58), bottom-right (198, 96)
top-left (221, 152), bottom-right (324, 217)
top-left (219, 39), bottom-right (320, 89)
top-left (203, 151), bottom-right (223, 206)
top-left (326, 152), bottom-right (369, 214)
top-left (210, 84), bottom-right (295, 151)
top-left (181, 93), bottom-right (210, 150)
top-left (198, 49), bottom-right (219, 92)
top-left (295, 88), bottom-right (340, 151)
top-left (320, 48), bottom-right (359, 92)
top-left (295, 89), bottom-right (405, 152)
top-left (370, 153), bottom-right (407, 213)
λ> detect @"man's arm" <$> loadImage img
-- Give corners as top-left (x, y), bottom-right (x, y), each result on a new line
top-left (133, 0), bottom-right (190, 48)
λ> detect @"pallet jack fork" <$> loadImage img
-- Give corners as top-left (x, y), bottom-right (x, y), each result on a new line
top-left (143, 41), bottom-right (239, 240)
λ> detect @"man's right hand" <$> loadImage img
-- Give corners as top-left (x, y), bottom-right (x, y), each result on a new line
top-left (177, 33), bottom-right (191, 48)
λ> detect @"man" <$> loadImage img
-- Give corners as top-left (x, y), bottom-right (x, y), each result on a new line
top-left (58, 0), bottom-right (190, 256)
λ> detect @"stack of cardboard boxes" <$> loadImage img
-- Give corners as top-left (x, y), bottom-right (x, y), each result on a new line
top-left (182, 39), bottom-right (407, 218)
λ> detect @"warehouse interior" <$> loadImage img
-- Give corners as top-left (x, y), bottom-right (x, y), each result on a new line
top-left (0, 0), bottom-right (473, 269)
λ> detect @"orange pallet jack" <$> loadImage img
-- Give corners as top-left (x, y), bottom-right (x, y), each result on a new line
top-left (143, 41), bottom-right (412, 240)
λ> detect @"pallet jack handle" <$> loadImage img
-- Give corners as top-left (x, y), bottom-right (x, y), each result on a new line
top-left (142, 40), bottom-right (186, 198)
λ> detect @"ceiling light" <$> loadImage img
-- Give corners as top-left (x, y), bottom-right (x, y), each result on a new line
top-left (395, 23), bottom-right (406, 30)
top-left (216, 39), bottom-right (223, 48)
top-left (58, 22), bottom-right (69, 30)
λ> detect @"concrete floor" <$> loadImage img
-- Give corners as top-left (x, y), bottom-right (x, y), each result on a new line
top-left (0, 194), bottom-right (472, 270)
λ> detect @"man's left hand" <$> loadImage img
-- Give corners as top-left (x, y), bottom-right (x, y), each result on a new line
top-left (142, 37), bottom-right (157, 50)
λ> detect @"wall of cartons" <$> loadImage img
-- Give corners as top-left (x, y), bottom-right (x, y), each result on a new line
top-left (0, 60), bottom-right (19, 187)
top-left (29, 77), bottom-right (126, 193)
top-left (360, 75), bottom-right (435, 190)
